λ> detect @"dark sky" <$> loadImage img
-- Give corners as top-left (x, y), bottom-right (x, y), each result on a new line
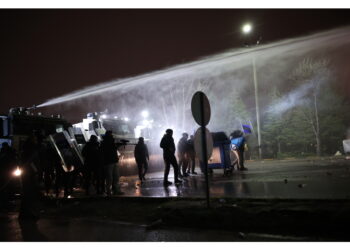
top-left (1, 9), bottom-right (350, 115)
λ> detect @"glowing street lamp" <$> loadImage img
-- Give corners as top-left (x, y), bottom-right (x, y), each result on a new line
top-left (242, 23), bottom-right (252, 34)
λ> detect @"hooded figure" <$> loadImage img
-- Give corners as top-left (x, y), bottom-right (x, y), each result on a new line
top-left (82, 135), bottom-right (102, 195)
top-left (101, 131), bottom-right (122, 196)
top-left (160, 129), bottom-right (182, 186)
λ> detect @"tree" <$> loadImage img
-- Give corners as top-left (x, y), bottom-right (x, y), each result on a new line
top-left (225, 89), bottom-right (252, 135)
top-left (289, 58), bottom-right (330, 156)
top-left (262, 87), bottom-right (287, 157)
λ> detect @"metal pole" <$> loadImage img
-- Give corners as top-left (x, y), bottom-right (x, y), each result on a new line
top-left (252, 56), bottom-right (262, 159)
top-left (199, 92), bottom-right (210, 208)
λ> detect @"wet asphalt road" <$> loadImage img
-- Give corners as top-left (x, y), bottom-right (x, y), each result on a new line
top-left (1, 158), bottom-right (349, 241)
top-left (115, 158), bottom-right (350, 200)
top-left (1, 212), bottom-right (309, 241)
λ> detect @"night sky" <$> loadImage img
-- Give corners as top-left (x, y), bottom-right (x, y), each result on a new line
top-left (1, 9), bottom-right (350, 118)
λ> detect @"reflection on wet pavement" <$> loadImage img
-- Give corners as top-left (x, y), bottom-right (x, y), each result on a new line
top-left (116, 159), bottom-right (350, 199)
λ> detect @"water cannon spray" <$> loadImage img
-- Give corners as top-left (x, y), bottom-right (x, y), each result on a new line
top-left (27, 104), bottom-right (37, 111)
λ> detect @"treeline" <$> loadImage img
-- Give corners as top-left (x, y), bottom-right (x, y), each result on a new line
top-left (226, 58), bottom-right (350, 159)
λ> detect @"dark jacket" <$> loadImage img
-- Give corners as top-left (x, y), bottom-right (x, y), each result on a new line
top-left (101, 135), bottom-right (119, 165)
top-left (187, 138), bottom-right (195, 156)
top-left (177, 137), bottom-right (188, 155)
top-left (134, 142), bottom-right (149, 163)
top-left (160, 134), bottom-right (176, 157)
top-left (82, 140), bottom-right (101, 169)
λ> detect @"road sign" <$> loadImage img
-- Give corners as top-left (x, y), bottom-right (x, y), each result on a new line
top-left (191, 91), bottom-right (212, 208)
top-left (191, 91), bottom-right (211, 126)
top-left (194, 127), bottom-right (213, 162)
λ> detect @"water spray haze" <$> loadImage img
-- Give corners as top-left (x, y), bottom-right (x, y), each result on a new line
top-left (38, 27), bottom-right (350, 108)
top-left (37, 27), bottom-right (350, 143)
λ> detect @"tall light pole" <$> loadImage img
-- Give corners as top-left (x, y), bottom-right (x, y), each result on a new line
top-left (242, 23), bottom-right (262, 159)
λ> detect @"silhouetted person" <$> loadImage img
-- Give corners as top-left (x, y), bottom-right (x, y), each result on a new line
top-left (230, 130), bottom-right (247, 171)
top-left (37, 140), bottom-right (55, 195)
top-left (160, 129), bottom-right (182, 186)
top-left (35, 131), bottom-right (46, 184)
top-left (44, 144), bottom-right (64, 198)
top-left (134, 137), bottom-right (149, 183)
top-left (0, 142), bottom-right (17, 209)
top-left (177, 132), bottom-right (189, 177)
top-left (19, 134), bottom-right (40, 220)
top-left (101, 131), bottom-right (123, 196)
top-left (187, 135), bottom-right (197, 174)
top-left (82, 135), bottom-right (102, 195)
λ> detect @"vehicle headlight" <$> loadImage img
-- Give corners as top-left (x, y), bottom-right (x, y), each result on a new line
top-left (13, 167), bottom-right (22, 177)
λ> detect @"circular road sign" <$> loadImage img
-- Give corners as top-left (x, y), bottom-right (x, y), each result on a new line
top-left (191, 91), bottom-right (211, 126)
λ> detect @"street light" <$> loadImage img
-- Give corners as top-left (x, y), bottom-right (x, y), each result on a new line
top-left (141, 110), bottom-right (149, 118)
top-left (241, 23), bottom-right (262, 160)
top-left (242, 23), bottom-right (252, 34)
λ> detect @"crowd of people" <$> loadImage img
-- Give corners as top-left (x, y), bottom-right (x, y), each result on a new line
top-left (0, 127), bottom-right (247, 219)
top-left (159, 128), bottom-right (247, 186)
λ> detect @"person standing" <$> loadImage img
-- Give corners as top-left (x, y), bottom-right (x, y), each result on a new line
top-left (134, 137), bottom-right (149, 183)
top-left (101, 131), bottom-right (123, 196)
top-left (0, 142), bottom-right (17, 209)
top-left (187, 135), bottom-right (197, 175)
top-left (160, 129), bottom-right (182, 186)
top-left (177, 133), bottom-right (189, 177)
top-left (82, 135), bottom-right (102, 195)
top-left (19, 134), bottom-right (40, 220)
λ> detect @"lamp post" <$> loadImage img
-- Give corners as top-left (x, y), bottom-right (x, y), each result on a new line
top-left (242, 23), bottom-right (262, 159)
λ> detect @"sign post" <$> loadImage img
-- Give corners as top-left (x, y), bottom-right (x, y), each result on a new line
top-left (191, 91), bottom-right (212, 208)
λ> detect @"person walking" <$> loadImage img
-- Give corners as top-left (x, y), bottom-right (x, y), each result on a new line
top-left (160, 129), bottom-right (182, 186)
top-left (134, 137), bottom-right (149, 183)
top-left (101, 131), bottom-right (123, 196)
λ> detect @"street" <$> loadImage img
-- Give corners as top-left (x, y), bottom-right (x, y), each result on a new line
top-left (115, 158), bottom-right (350, 199)
top-left (2, 157), bottom-right (350, 242)
top-left (0, 211), bottom-right (311, 241)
